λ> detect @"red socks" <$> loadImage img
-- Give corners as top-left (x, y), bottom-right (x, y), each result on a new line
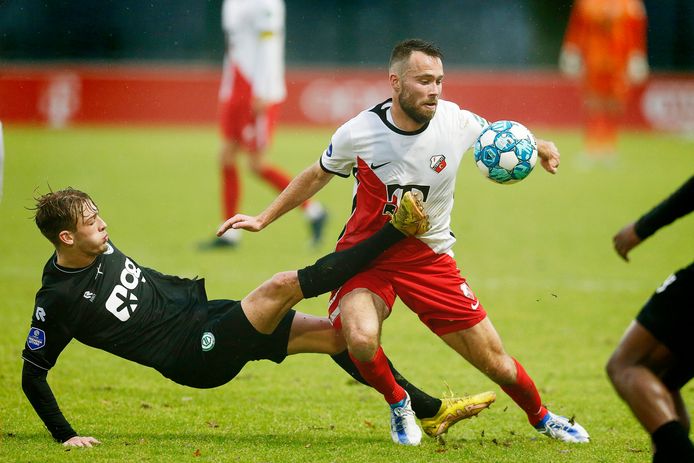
top-left (349, 346), bottom-right (406, 405)
top-left (259, 165), bottom-right (290, 192)
top-left (259, 165), bottom-right (310, 210)
top-left (501, 357), bottom-right (548, 426)
top-left (223, 163), bottom-right (310, 219)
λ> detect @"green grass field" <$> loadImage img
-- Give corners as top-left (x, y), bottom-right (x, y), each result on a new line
top-left (0, 124), bottom-right (692, 462)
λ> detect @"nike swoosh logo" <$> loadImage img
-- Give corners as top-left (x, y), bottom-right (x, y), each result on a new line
top-left (370, 161), bottom-right (391, 170)
top-left (471, 300), bottom-right (480, 310)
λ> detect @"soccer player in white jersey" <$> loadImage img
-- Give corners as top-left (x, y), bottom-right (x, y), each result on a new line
top-left (220, 39), bottom-right (590, 445)
top-left (211, 0), bottom-right (326, 248)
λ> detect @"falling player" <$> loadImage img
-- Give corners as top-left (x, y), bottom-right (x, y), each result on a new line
top-left (22, 187), bottom-right (494, 446)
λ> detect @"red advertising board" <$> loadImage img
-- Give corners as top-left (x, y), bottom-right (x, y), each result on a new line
top-left (1, 65), bottom-right (692, 131)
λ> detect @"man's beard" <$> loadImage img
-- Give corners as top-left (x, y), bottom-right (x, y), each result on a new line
top-left (398, 92), bottom-right (436, 125)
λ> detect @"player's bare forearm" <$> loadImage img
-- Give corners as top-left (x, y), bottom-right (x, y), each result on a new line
top-left (219, 162), bottom-right (332, 236)
top-left (260, 162), bottom-right (332, 225)
top-left (536, 139), bottom-right (560, 174)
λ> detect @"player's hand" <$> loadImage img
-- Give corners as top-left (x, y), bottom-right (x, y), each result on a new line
top-left (613, 222), bottom-right (642, 262)
top-left (536, 139), bottom-right (560, 174)
top-left (63, 436), bottom-right (101, 448)
top-left (216, 214), bottom-right (264, 236)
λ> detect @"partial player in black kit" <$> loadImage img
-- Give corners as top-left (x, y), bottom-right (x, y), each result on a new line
top-left (606, 175), bottom-right (694, 463)
top-left (22, 187), bottom-right (493, 447)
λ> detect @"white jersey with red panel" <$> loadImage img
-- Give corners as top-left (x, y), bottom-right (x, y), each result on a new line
top-left (220, 0), bottom-right (286, 103)
top-left (320, 98), bottom-right (488, 255)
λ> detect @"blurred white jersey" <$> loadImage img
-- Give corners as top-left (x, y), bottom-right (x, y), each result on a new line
top-left (320, 99), bottom-right (488, 255)
top-left (220, 0), bottom-right (286, 103)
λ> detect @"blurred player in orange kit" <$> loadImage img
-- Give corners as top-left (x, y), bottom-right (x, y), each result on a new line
top-left (207, 0), bottom-right (327, 249)
top-left (560, 0), bottom-right (649, 159)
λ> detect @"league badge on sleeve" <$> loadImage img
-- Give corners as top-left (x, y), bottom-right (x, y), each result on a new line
top-left (26, 327), bottom-right (46, 350)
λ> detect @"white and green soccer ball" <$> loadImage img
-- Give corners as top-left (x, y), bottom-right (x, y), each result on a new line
top-left (473, 120), bottom-right (537, 184)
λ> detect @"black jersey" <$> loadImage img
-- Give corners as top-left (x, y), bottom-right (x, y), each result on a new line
top-left (22, 242), bottom-right (211, 381)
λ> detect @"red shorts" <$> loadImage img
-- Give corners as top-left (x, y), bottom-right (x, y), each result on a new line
top-left (328, 238), bottom-right (487, 336)
top-left (219, 66), bottom-right (281, 153)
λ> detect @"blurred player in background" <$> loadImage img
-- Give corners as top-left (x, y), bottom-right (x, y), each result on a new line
top-left (560, 0), bottom-right (648, 159)
top-left (221, 39), bottom-right (589, 446)
top-left (607, 175), bottom-right (694, 463)
top-left (23, 188), bottom-right (495, 446)
top-left (209, 0), bottom-right (326, 249)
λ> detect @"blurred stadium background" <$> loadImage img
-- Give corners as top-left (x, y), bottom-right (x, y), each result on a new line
top-left (1, 0), bottom-right (693, 131)
top-left (2, 3), bottom-right (694, 460)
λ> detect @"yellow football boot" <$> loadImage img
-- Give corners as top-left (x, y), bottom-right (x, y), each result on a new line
top-left (389, 190), bottom-right (429, 236)
top-left (420, 391), bottom-right (496, 438)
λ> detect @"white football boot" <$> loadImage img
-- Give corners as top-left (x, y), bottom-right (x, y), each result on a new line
top-left (389, 392), bottom-right (422, 446)
top-left (535, 410), bottom-right (590, 443)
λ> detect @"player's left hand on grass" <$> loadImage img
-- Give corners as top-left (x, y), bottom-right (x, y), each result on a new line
top-left (536, 139), bottom-right (560, 174)
top-left (613, 222), bottom-right (642, 262)
top-left (63, 435), bottom-right (101, 448)
top-left (217, 214), bottom-right (264, 236)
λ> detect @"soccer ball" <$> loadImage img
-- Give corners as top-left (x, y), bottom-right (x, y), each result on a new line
top-left (473, 120), bottom-right (538, 184)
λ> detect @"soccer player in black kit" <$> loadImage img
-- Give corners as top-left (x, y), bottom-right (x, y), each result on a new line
top-left (606, 175), bottom-right (694, 462)
top-left (22, 188), bottom-right (495, 447)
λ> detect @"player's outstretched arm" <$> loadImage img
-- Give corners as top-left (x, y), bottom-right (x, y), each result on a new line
top-left (241, 192), bottom-right (428, 334)
top-left (298, 191), bottom-right (428, 298)
top-left (613, 175), bottom-right (694, 262)
top-left (536, 139), bottom-right (560, 174)
top-left (217, 161), bottom-right (333, 236)
top-left (22, 361), bottom-right (87, 444)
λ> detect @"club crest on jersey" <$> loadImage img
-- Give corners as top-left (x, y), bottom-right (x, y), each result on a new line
top-left (201, 332), bottom-right (216, 352)
top-left (430, 155), bottom-right (447, 173)
top-left (26, 327), bottom-right (46, 350)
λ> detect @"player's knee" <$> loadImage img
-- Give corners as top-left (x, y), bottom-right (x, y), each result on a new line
top-left (605, 352), bottom-right (625, 384)
top-left (267, 271), bottom-right (300, 296)
top-left (346, 331), bottom-right (379, 361)
top-left (325, 330), bottom-right (347, 355)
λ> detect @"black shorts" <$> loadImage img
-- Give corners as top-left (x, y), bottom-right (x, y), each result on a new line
top-left (169, 300), bottom-right (296, 389)
top-left (636, 262), bottom-right (694, 370)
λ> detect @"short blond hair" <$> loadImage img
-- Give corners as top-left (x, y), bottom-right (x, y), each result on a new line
top-left (32, 188), bottom-right (97, 246)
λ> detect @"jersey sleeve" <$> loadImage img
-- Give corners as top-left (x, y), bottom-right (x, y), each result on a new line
top-left (460, 109), bottom-right (489, 145)
top-left (635, 175), bottom-right (694, 240)
top-left (22, 288), bottom-right (74, 371)
top-left (319, 123), bottom-right (356, 178)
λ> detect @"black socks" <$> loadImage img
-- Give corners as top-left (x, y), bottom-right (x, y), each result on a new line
top-left (652, 420), bottom-right (694, 463)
